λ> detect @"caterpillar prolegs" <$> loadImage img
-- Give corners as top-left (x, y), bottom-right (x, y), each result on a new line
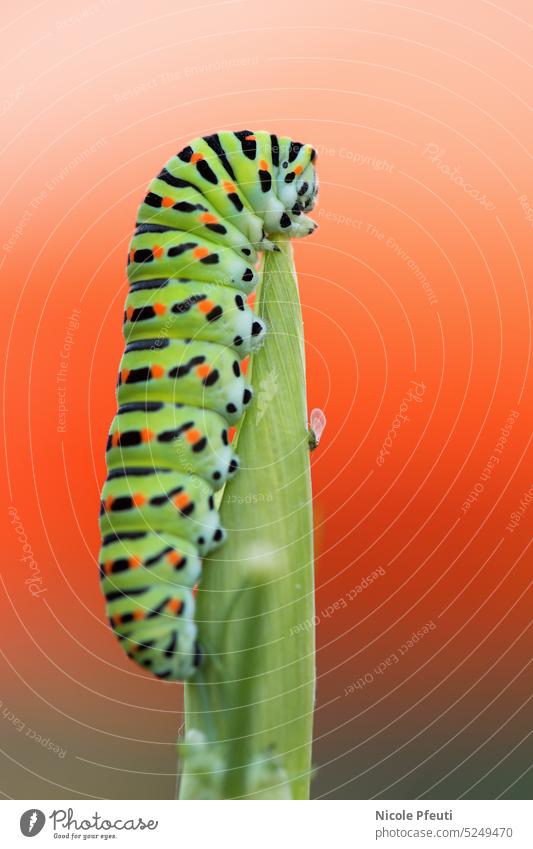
top-left (99, 130), bottom-right (318, 680)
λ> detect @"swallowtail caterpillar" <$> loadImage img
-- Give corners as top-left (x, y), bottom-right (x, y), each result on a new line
top-left (99, 130), bottom-right (318, 680)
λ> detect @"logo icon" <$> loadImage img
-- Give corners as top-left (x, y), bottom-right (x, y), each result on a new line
top-left (20, 810), bottom-right (45, 837)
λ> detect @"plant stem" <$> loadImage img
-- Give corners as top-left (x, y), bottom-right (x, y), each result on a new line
top-left (178, 234), bottom-right (315, 800)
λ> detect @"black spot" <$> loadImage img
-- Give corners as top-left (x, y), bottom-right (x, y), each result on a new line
top-left (168, 355), bottom-right (205, 379)
top-left (144, 192), bottom-right (162, 208)
top-left (270, 133), bottom-right (279, 166)
top-left (259, 169), bottom-right (272, 192)
top-left (232, 360), bottom-right (241, 377)
top-left (197, 536), bottom-right (205, 546)
top-left (125, 338), bottom-right (169, 353)
top-left (298, 182), bottom-right (309, 196)
top-left (199, 252), bottom-right (219, 264)
top-left (158, 421), bottom-right (194, 442)
top-left (129, 279), bottom-right (169, 293)
top-left (213, 528), bottom-right (223, 542)
top-left (106, 467), bottom-right (168, 479)
top-left (280, 213), bottom-right (291, 228)
top-left (289, 141), bottom-right (303, 162)
top-left (227, 192), bottom-right (244, 211)
top-left (235, 294), bottom-right (245, 311)
top-left (115, 430), bottom-right (142, 447)
top-left (284, 172), bottom-right (296, 184)
top-left (243, 388), bottom-right (252, 404)
top-left (168, 242), bottom-right (196, 258)
top-left (228, 458), bottom-right (238, 474)
top-left (132, 248), bottom-right (154, 264)
top-left (226, 402), bottom-right (237, 414)
top-left (145, 546), bottom-right (173, 566)
top-left (118, 401), bottom-right (165, 414)
top-left (206, 305), bottom-right (223, 322)
top-left (234, 129), bottom-right (256, 160)
top-left (174, 201), bottom-right (206, 213)
top-left (164, 632), bottom-right (177, 658)
top-left (203, 133), bottom-right (237, 180)
top-left (233, 335), bottom-right (243, 347)
top-left (241, 248), bottom-right (251, 256)
top-left (208, 495), bottom-right (215, 510)
top-left (221, 429), bottom-right (229, 445)
top-left (251, 321), bottom-right (262, 336)
top-left (192, 437), bottom-right (207, 453)
top-left (177, 146), bottom-right (193, 163)
top-left (193, 641), bottom-right (202, 668)
top-left (106, 586), bottom-right (145, 602)
top-left (171, 294), bottom-right (206, 314)
top-left (102, 531), bottom-right (147, 545)
top-left (242, 268), bottom-right (254, 282)
top-left (121, 366), bottom-right (153, 384)
top-left (213, 470), bottom-right (221, 481)
top-left (205, 222), bottom-right (227, 235)
top-left (135, 223), bottom-right (178, 235)
top-left (197, 159), bottom-right (218, 184)
top-left (108, 496), bottom-right (134, 512)
top-left (203, 369), bottom-right (219, 387)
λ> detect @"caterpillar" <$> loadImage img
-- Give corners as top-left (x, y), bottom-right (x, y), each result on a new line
top-left (99, 130), bottom-right (318, 681)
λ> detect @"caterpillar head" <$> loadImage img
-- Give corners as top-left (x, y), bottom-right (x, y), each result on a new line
top-left (274, 139), bottom-right (318, 237)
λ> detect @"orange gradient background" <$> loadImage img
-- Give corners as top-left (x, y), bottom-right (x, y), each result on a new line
top-left (1, 0), bottom-right (531, 799)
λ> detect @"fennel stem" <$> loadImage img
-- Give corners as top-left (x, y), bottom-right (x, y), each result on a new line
top-left (178, 233), bottom-right (315, 800)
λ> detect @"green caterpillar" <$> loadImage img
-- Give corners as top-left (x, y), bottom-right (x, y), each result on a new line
top-left (99, 130), bottom-right (318, 680)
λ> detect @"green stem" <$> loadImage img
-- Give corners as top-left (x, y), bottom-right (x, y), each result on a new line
top-left (178, 235), bottom-right (315, 800)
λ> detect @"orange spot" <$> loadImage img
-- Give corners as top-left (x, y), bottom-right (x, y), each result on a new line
top-left (129, 556), bottom-right (142, 568)
top-left (186, 428), bottom-right (201, 444)
top-left (174, 492), bottom-right (190, 510)
top-left (151, 364), bottom-right (165, 378)
top-left (129, 250), bottom-right (135, 263)
top-left (153, 302), bottom-right (166, 315)
top-left (191, 152), bottom-right (204, 163)
top-left (105, 496), bottom-right (114, 512)
top-left (112, 614), bottom-right (122, 626)
top-left (167, 551), bottom-right (182, 565)
top-left (199, 212), bottom-right (218, 224)
top-left (162, 196), bottom-right (174, 207)
top-left (228, 426), bottom-right (237, 443)
top-left (193, 246), bottom-right (209, 259)
top-left (140, 428), bottom-right (154, 443)
top-left (121, 368), bottom-right (130, 384)
top-left (198, 299), bottom-right (214, 314)
top-left (126, 307), bottom-right (134, 321)
top-left (294, 165), bottom-right (303, 175)
top-left (167, 598), bottom-right (183, 614)
top-left (129, 644), bottom-right (139, 655)
top-left (192, 583), bottom-right (198, 599)
top-left (259, 159), bottom-right (268, 170)
top-left (195, 364), bottom-right (211, 379)
top-left (132, 493), bottom-right (146, 507)
top-left (112, 431), bottom-right (120, 447)
top-left (223, 180), bottom-right (237, 193)
top-left (133, 610), bottom-right (144, 621)
top-left (240, 356), bottom-right (250, 376)
top-left (104, 561), bottom-right (113, 575)
top-left (152, 244), bottom-right (164, 259)
top-left (247, 292), bottom-right (256, 309)
top-left (245, 134), bottom-right (256, 141)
